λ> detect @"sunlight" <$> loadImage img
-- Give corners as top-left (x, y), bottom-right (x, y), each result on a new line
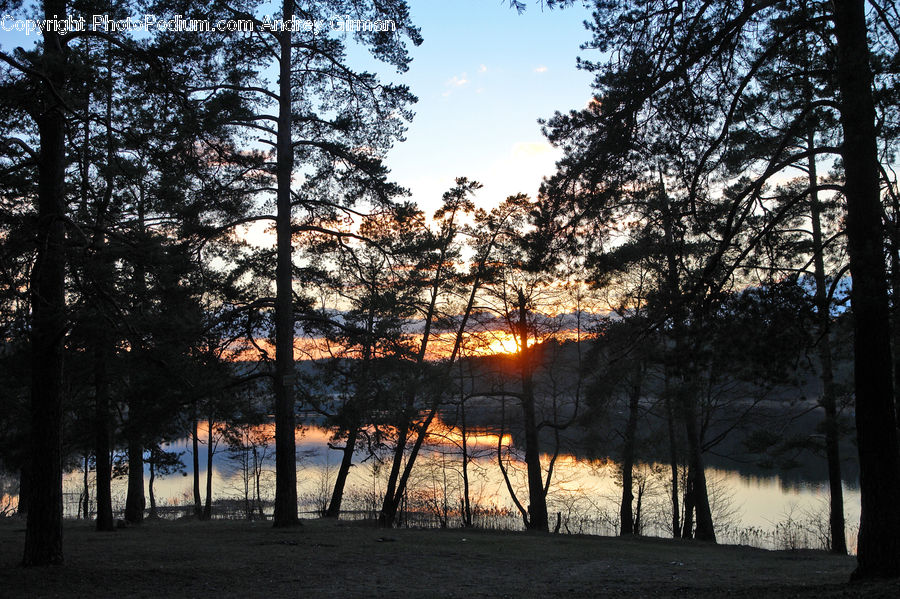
top-left (224, 337), bottom-right (348, 362)
top-left (426, 414), bottom-right (513, 449)
top-left (224, 327), bottom-right (600, 363)
top-left (481, 332), bottom-right (522, 355)
top-left (454, 330), bottom-right (523, 356)
top-left (191, 420), bottom-right (327, 446)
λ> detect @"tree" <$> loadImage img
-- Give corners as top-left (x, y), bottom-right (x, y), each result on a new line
top-left (204, 0), bottom-right (420, 527)
top-left (540, 0), bottom-right (900, 573)
top-left (721, 6), bottom-right (849, 552)
top-left (372, 186), bottom-right (530, 527)
top-left (221, 391), bottom-right (274, 520)
top-left (375, 178), bottom-right (484, 527)
top-left (832, 0), bottom-right (900, 578)
top-left (0, 0), bottom-right (71, 566)
top-left (0, 240), bottom-right (31, 521)
top-left (441, 353), bottom-right (500, 528)
top-left (748, 171), bottom-right (849, 554)
top-left (467, 193), bottom-right (592, 533)
top-left (1, 0), bottom-right (262, 549)
top-left (301, 204), bottom-right (424, 519)
top-left (146, 446), bottom-right (186, 519)
top-left (588, 314), bottom-right (656, 537)
top-left (188, 305), bottom-right (264, 521)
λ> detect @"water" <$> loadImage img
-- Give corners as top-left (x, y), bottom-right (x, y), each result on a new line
top-left (55, 417), bottom-right (860, 552)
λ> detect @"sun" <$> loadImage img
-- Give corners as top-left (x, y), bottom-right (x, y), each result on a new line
top-left (480, 332), bottom-right (522, 355)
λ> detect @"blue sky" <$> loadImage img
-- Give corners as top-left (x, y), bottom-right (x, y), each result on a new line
top-left (0, 1), bottom-right (596, 216)
top-left (382, 0), bottom-right (595, 215)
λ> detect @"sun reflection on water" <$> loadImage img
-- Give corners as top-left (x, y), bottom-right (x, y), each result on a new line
top-left (50, 416), bottom-right (860, 553)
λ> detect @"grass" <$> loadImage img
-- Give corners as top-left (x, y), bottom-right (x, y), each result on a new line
top-left (1, 517), bottom-right (899, 598)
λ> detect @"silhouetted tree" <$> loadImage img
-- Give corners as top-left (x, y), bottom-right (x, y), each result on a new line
top-left (146, 446), bottom-right (186, 519)
top-left (376, 179), bottom-right (484, 527)
top-left (0, 0), bottom-right (70, 565)
top-left (301, 205), bottom-right (423, 518)
top-left (206, 0), bottom-right (420, 527)
top-left (540, 1), bottom-right (900, 570)
top-left (472, 193), bottom-right (591, 532)
top-left (221, 392), bottom-right (273, 520)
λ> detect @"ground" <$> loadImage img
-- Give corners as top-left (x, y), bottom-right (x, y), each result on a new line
top-left (1, 518), bottom-right (898, 598)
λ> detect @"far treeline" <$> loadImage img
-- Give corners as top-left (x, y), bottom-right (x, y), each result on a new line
top-left (1, 0), bottom-right (899, 583)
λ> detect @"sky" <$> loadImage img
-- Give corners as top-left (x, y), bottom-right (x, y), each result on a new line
top-left (0, 1), bottom-right (597, 217)
top-left (377, 0), bottom-right (596, 216)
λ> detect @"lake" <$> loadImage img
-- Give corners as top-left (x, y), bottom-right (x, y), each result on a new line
top-left (55, 414), bottom-right (860, 553)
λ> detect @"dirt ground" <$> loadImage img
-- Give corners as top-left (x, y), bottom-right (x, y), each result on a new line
top-left (2, 518), bottom-right (899, 598)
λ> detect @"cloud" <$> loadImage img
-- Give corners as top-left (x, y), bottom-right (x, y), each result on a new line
top-left (533, 65), bottom-right (548, 73)
top-left (447, 74), bottom-right (468, 86)
top-left (478, 64), bottom-right (488, 73)
top-left (442, 73), bottom-right (469, 97)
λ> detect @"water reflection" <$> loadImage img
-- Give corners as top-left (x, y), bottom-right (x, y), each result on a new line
top-left (55, 416), bottom-right (859, 552)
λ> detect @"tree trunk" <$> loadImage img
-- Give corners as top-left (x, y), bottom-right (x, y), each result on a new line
top-left (243, 448), bottom-right (251, 520)
top-left (147, 457), bottom-right (157, 519)
top-left (381, 403), bottom-right (442, 527)
top-left (890, 208), bottom-right (900, 428)
top-left (254, 447), bottom-right (264, 520)
top-left (517, 289), bottom-right (548, 533)
top-left (681, 467), bottom-right (694, 540)
top-left (271, 0), bottom-right (299, 528)
top-left (192, 410), bottom-right (202, 519)
top-left (634, 480), bottom-right (644, 536)
top-left (459, 392), bottom-right (473, 528)
top-left (521, 387), bottom-right (548, 531)
top-left (93, 339), bottom-right (114, 531)
top-left (23, 0), bottom-right (67, 566)
top-left (91, 33), bottom-right (116, 534)
top-left (619, 376), bottom-right (640, 536)
top-left (833, 0), bottom-right (900, 579)
top-left (18, 463), bottom-right (30, 517)
top-left (81, 455), bottom-right (90, 520)
top-left (124, 439), bottom-right (144, 524)
top-left (331, 298), bottom-right (371, 520)
top-left (379, 422), bottom-right (409, 527)
top-left (325, 427), bottom-right (358, 518)
top-left (886, 157), bottom-right (900, 430)
top-left (204, 416), bottom-right (213, 520)
top-left (665, 389), bottom-right (680, 538)
top-left (807, 130), bottom-right (847, 555)
top-left (125, 198), bottom-right (148, 526)
top-left (680, 394), bottom-right (715, 542)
